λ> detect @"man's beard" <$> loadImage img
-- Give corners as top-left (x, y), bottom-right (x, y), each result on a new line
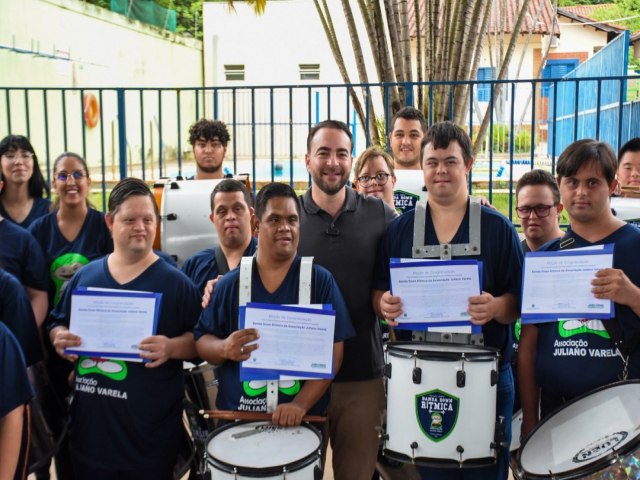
top-left (311, 169), bottom-right (349, 195)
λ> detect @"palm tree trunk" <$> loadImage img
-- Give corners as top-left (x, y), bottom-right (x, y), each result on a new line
top-left (473, 0), bottom-right (532, 153)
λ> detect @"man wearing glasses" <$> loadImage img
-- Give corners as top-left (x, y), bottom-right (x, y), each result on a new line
top-left (188, 119), bottom-right (231, 180)
top-left (515, 169), bottom-right (565, 253)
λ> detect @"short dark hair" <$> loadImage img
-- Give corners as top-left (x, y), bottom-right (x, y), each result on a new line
top-left (210, 179), bottom-right (252, 212)
top-left (108, 177), bottom-right (159, 217)
top-left (254, 182), bottom-right (300, 219)
top-left (516, 169), bottom-right (561, 205)
top-left (188, 119), bottom-right (230, 147)
top-left (618, 137), bottom-right (640, 167)
top-left (556, 139), bottom-right (617, 185)
top-left (421, 121), bottom-right (474, 166)
top-left (390, 106), bottom-right (427, 134)
top-left (306, 120), bottom-right (353, 153)
top-left (0, 134), bottom-right (50, 199)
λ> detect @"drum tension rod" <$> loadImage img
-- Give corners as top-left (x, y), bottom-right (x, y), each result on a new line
top-left (411, 441), bottom-right (418, 461)
top-left (412, 354), bottom-right (422, 384)
top-left (457, 356), bottom-right (466, 388)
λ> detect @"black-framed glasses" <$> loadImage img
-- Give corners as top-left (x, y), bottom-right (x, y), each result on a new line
top-left (357, 172), bottom-right (390, 187)
top-left (56, 170), bottom-right (86, 182)
top-left (516, 204), bottom-right (555, 219)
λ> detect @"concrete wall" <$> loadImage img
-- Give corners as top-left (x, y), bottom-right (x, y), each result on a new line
top-left (0, 0), bottom-right (203, 179)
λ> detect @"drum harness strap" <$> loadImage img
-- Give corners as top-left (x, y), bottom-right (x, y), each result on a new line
top-left (214, 246), bottom-right (230, 276)
top-left (240, 256), bottom-right (314, 413)
top-left (411, 197), bottom-right (484, 346)
top-left (559, 235), bottom-right (639, 380)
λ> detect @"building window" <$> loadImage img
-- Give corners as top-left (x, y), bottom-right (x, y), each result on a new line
top-left (224, 64), bottom-right (245, 81)
top-left (476, 67), bottom-right (496, 102)
top-left (542, 59), bottom-right (579, 97)
top-left (299, 64), bottom-right (320, 80)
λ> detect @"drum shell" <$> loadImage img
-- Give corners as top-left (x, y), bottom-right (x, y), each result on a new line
top-left (183, 362), bottom-right (218, 447)
top-left (518, 380), bottom-right (640, 479)
top-left (206, 421), bottom-right (322, 479)
top-left (384, 342), bottom-right (499, 467)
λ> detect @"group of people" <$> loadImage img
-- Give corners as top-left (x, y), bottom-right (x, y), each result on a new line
top-left (1, 112), bottom-right (639, 480)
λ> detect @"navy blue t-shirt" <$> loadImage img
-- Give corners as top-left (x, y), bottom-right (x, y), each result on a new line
top-left (182, 237), bottom-right (258, 294)
top-left (0, 322), bottom-right (34, 417)
top-left (48, 256), bottom-right (201, 470)
top-left (0, 219), bottom-right (48, 292)
top-left (0, 269), bottom-right (42, 366)
top-left (194, 256), bottom-right (355, 415)
top-left (534, 224), bottom-right (640, 400)
top-left (29, 208), bottom-right (113, 308)
top-left (0, 196), bottom-right (51, 228)
top-left (373, 200), bottom-right (524, 363)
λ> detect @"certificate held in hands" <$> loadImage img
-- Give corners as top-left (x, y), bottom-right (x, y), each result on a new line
top-left (521, 244), bottom-right (614, 323)
top-left (389, 259), bottom-right (482, 329)
top-left (66, 289), bottom-right (162, 362)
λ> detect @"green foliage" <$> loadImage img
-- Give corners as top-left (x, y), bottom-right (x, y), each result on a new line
top-left (477, 125), bottom-right (532, 154)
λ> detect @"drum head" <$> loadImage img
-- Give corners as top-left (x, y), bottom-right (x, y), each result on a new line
top-left (519, 381), bottom-right (640, 478)
top-left (207, 421), bottom-right (320, 473)
top-left (511, 409), bottom-right (523, 452)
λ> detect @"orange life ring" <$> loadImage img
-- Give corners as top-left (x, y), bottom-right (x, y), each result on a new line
top-left (83, 93), bottom-right (100, 129)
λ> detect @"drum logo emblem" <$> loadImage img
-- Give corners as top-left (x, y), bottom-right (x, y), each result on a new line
top-left (573, 431), bottom-right (628, 463)
top-left (415, 389), bottom-right (459, 442)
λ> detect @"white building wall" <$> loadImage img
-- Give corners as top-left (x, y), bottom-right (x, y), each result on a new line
top-left (0, 0), bottom-right (203, 178)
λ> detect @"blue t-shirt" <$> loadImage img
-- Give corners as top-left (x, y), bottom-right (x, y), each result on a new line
top-left (0, 219), bottom-right (48, 292)
top-left (29, 208), bottom-right (113, 308)
top-left (194, 256), bottom-right (355, 415)
top-left (0, 322), bottom-right (34, 417)
top-left (0, 196), bottom-right (51, 228)
top-left (0, 269), bottom-right (42, 366)
top-left (182, 237), bottom-right (258, 294)
top-left (373, 200), bottom-right (524, 362)
top-left (48, 256), bottom-right (201, 470)
top-left (534, 224), bottom-right (640, 400)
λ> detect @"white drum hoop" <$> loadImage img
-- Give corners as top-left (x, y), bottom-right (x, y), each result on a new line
top-left (517, 380), bottom-right (640, 479)
top-left (206, 421), bottom-right (322, 476)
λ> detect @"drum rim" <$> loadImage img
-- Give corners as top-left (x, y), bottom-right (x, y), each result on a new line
top-left (206, 421), bottom-right (322, 474)
top-left (383, 447), bottom-right (498, 469)
top-left (386, 341), bottom-right (500, 361)
top-left (518, 379), bottom-right (640, 479)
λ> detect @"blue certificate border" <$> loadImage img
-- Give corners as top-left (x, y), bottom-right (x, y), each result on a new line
top-left (521, 244), bottom-right (614, 323)
top-left (389, 259), bottom-right (482, 333)
top-left (239, 302), bottom-right (336, 381)
top-left (65, 289), bottom-right (163, 361)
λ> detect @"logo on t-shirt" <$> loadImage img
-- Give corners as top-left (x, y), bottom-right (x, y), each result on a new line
top-left (50, 252), bottom-right (90, 306)
top-left (394, 190), bottom-right (420, 214)
top-left (416, 389), bottom-right (459, 442)
top-left (237, 379), bottom-right (301, 411)
top-left (76, 357), bottom-right (129, 399)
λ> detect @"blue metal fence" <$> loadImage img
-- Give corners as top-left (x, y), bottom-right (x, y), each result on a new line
top-left (2, 75), bottom-right (639, 219)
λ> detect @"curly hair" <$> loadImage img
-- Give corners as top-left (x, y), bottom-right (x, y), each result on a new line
top-left (188, 119), bottom-right (230, 147)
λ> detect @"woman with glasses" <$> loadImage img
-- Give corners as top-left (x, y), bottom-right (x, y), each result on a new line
top-left (0, 135), bottom-right (51, 228)
top-left (28, 152), bottom-right (113, 480)
top-left (353, 146), bottom-right (397, 209)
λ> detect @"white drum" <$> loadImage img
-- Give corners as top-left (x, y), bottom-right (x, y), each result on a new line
top-left (510, 409), bottom-right (524, 480)
top-left (384, 342), bottom-right (500, 467)
top-left (153, 179), bottom-right (220, 267)
top-left (206, 421), bottom-right (322, 479)
top-left (611, 196), bottom-right (640, 225)
top-left (518, 380), bottom-right (640, 479)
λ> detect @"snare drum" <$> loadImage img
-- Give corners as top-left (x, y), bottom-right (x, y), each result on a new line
top-left (183, 362), bottom-right (219, 444)
top-left (510, 409), bottom-right (524, 479)
top-left (518, 380), bottom-right (640, 479)
top-left (206, 421), bottom-right (322, 479)
top-left (152, 176), bottom-right (250, 267)
top-left (384, 342), bottom-right (500, 467)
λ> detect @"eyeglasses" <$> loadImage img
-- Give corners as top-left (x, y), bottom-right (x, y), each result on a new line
top-left (56, 170), bottom-right (86, 182)
top-left (357, 172), bottom-right (391, 187)
top-left (516, 204), bottom-right (555, 219)
top-left (2, 152), bottom-right (34, 162)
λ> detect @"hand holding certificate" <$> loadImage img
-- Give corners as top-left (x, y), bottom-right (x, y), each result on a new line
top-left (65, 289), bottom-right (162, 362)
top-left (521, 244), bottom-right (614, 323)
top-left (239, 303), bottom-right (336, 381)
top-left (389, 259), bottom-right (482, 329)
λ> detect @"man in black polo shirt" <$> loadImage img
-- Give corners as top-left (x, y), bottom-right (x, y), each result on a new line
top-left (298, 120), bottom-right (397, 479)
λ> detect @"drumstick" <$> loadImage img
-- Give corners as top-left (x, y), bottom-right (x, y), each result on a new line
top-left (199, 409), bottom-right (326, 423)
